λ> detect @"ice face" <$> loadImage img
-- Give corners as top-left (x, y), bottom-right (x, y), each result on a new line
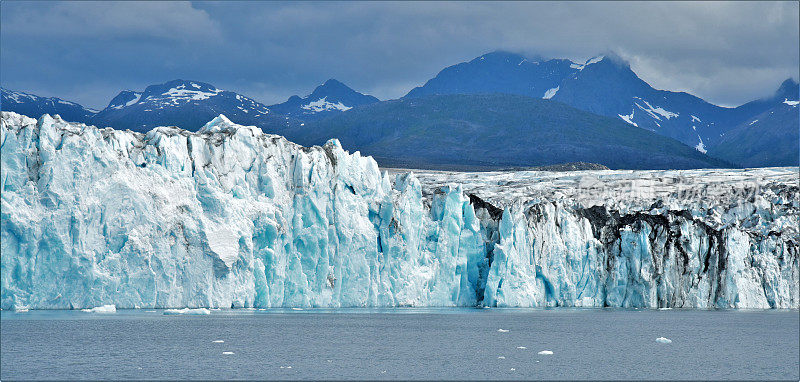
top-left (1, 111), bottom-right (797, 310)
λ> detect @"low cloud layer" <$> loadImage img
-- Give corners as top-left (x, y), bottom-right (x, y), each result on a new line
top-left (2, 1), bottom-right (797, 109)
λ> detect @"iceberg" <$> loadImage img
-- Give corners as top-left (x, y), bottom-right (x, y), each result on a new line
top-left (1, 112), bottom-right (797, 310)
top-left (163, 308), bottom-right (211, 315)
top-left (81, 305), bottom-right (117, 313)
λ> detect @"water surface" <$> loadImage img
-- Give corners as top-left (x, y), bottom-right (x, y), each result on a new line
top-left (2, 308), bottom-right (798, 380)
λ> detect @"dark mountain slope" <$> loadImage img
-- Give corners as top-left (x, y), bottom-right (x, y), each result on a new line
top-left (1, 88), bottom-right (96, 123)
top-left (291, 94), bottom-right (731, 170)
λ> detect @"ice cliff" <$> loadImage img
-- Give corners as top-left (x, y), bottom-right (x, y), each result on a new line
top-left (2, 111), bottom-right (798, 310)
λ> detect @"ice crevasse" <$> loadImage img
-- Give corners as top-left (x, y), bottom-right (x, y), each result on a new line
top-left (1, 111), bottom-right (797, 310)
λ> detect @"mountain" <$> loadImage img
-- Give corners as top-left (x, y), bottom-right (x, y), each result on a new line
top-left (549, 57), bottom-right (798, 152)
top-left (548, 54), bottom-right (729, 150)
top-left (289, 94), bottom-right (730, 170)
top-left (708, 96), bottom-right (799, 167)
top-left (91, 79), bottom-right (294, 132)
top-left (404, 51), bottom-right (579, 99)
top-left (268, 79), bottom-right (379, 120)
top-left (734, 78), bottom-right (800, 118)
top-left (403, 51), bottom-right (794, 157)
top-left (1, 88), bottom-right (96, 123)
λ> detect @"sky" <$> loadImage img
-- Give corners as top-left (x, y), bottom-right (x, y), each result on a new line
top-left (1, 1), bottom-right (798, 110)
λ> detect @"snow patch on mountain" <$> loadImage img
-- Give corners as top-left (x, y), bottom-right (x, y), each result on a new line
top-left (159, 84), bottom-right (221, 103)
top-left (301, 97), bottom-right (352, 113)
top-left (111, 92), bottom-right (142, 110)
top-left (618, 110), bottom-right (638, 127)
top-left (542, 87), bottom-right (559, 99)
top-left (634, 98), bottom-right (679, 121)
top-left (694, 136), bottom-right (707, 153)
top-left (784, 99), bottom-right (799, 107)
top-left (2, 90), bottom-right (76, 107)
top-left (570, 56), bottom-right (605, 71)
top-left (3, 90), bottom-right (34, 103)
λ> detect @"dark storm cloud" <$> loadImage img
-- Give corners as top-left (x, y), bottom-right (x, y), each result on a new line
top-left (1, 1), bottom-right (797, 109)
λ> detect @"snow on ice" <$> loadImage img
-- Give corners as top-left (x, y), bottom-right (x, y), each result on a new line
top-left (1, 112), bottom-right (797, 310)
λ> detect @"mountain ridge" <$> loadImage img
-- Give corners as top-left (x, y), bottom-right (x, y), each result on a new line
top-left (291, 93), bottom-right (732, 170)
top-left (2, 54), bottom-right (797, 168)
top-left (268, 78), bottom-right (379, 120)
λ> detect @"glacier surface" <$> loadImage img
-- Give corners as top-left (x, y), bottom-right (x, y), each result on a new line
top-left (1, 111), bottom-right (797, 310)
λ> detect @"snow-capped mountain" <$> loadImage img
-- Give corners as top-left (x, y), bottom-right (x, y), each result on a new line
top-left (269, 79), bottom-right (379, 120)
top-left (734, 78), bottom-right (800, 118)
top-left (709, 85), bottom-right (799, 167)
top-left (91, 79), bottom-right (294, 133)
top-left (549, 56), bottom-right (797, 152)
top-left (404, 51), bottom-right (579, 100)
top-left (404, 51), bottom-right (797, 158)
top-left (1, 87), bottom-right (96, 123)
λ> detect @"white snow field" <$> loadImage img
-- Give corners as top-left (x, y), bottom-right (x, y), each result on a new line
top-left (1, 112), bottom-right (797, 310)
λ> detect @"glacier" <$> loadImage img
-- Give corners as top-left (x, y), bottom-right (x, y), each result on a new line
top-left (1, 111), bottom-right (797, 310)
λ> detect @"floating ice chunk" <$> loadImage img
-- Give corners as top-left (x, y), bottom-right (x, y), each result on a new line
top-left (222, 351), bottom-right (234, 355)
top-left (280, 366), bottom-right (293, 369)
top-left (516, 346), bottom-right (527, 350)
top-left (213, 340), bottom-right (225, 343)
top-left (656, 337), bottom-right (672, 344)
top-left (498, 356), bottom-right (506, 359)
top-left (81, 305), bottom-right (116, 313)
top-left (15, 307), bottom-right (29, 312)
top-left (497, 329), bottom-right (509, 333)
top-left (291, 308), bottom-right (303, 311)
top-left (538, 350), bottom-right (553, 355)
top-left (510, 368), bottom-right (516, 371)
top-left (163, 308), bottom-right (211, 315)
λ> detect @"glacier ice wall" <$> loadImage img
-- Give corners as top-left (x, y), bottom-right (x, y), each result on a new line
top-left (1, 111), bottom-right (798, 310)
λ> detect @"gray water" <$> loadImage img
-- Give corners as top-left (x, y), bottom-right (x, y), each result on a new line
top-left (1, 308), bottom-right (798, 380)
